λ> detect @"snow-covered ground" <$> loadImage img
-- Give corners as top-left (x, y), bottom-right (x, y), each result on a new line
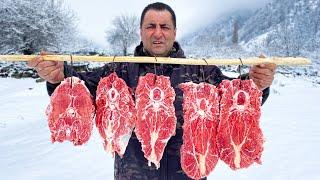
top-left (0, 73), bottom-right (320, 180)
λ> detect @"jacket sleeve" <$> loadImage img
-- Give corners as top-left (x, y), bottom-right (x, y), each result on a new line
top-left (205, 66), bottom-right (270, 106)
top-left (46, 62), bottom-right (116, 97)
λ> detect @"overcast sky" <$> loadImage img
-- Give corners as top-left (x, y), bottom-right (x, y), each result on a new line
top-left (65, 0), bottom-right (272, 47)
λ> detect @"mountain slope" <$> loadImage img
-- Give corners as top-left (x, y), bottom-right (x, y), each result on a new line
top-left (181, 0), bottom-right (320, 57)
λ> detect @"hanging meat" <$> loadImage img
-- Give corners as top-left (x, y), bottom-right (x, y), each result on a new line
top-left (46, 77), bottom-right (95, 146)
top-left (217, 79), bottom-right (264, 170)
top-left (135, 73), bottom-right (177, 169)
top-left (95, 72), bottom-right (136, 157)
top-left (179, 82), bottom-right (220, 179)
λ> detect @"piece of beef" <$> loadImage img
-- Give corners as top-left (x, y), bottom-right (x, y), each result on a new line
top-left (46, 77), bottom-right (95, 146)
top-left (95, 72), bottom-right (136, 157)
top-left (217, 79), bottom-right (264, 170)
top-left (179, 82), bottom-right (220, 179)
top-left (135, 73), bottom-right (176, 169)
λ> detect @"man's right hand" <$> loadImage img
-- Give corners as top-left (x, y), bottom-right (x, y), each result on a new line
top-left (27, 51), bottom-right (64, 84)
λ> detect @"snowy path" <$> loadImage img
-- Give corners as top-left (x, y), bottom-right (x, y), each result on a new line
top-left (0, 75), bottom-right (319, 180)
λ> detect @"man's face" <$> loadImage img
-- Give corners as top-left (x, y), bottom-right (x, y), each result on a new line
top-left (140, 9), bottom-right (176, 57)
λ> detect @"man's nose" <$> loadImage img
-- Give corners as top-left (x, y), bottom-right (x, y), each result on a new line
top-left (153, 26), bottom-right (163, 39)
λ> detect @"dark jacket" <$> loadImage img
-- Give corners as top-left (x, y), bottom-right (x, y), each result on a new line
top-left (47, 42), bottom-right (270, 180)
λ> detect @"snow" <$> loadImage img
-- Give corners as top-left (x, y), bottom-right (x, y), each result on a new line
top-left (182, 0), bottom-right (320, 58)
top-left (1, 74), bottom-right (320, 180)
top-left (241, 32), bottom-right (269, 53)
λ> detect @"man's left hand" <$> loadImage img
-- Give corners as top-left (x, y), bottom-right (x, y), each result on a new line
top-left (249, 63), bottom-right (277, 90)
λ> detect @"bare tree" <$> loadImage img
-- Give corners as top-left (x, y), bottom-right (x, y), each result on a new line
top-left (0, 0), bottom-right (78, 54)
top-left (232, 19), bottom-right (239, 45)
top-left (105, 14), bottom-right (139, 55)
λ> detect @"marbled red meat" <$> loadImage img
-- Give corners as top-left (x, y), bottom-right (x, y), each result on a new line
top-left (179, 82), bottom-right (220, 179)
top-left (95, 72), bottom-right (136, 157)
top-left (217, 79), bottom-right (264, 170)
top-left (135, 73), bottom-right (176, 169)
top-left (46, 77), bottom-right (95, 146)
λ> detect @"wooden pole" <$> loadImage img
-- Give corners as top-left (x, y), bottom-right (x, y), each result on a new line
top-left (0, 55), bottom-right (311, 65)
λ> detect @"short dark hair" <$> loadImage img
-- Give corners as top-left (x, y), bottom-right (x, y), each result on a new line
top-left (140, 2), bottom-right (176, 29)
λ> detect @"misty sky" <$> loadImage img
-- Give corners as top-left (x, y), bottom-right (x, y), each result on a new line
top-left (65, 0), bottom-right (272, 47)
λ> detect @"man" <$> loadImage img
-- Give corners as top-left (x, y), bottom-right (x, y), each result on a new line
top-left (28, 2), bottom-right (276, 179)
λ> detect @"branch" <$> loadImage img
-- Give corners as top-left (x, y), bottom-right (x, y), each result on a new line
top-left (0, 55), bottom-right (311, 65)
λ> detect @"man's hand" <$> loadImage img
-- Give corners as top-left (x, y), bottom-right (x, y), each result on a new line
top-left (249, 63), bottom-right (277, 90)
top-left (27, 51), bottom-right (64, 84)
